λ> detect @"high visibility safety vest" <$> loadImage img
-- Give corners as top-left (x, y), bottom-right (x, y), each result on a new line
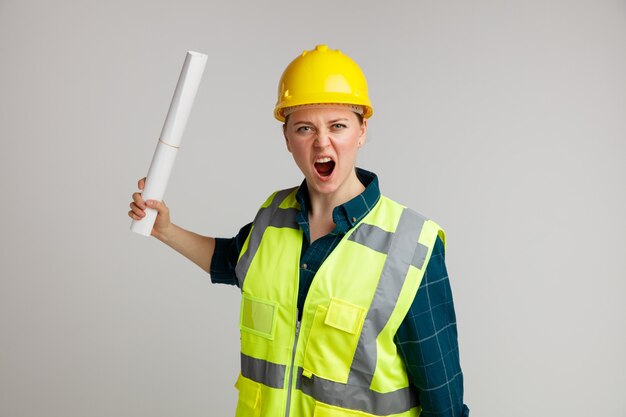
top-left (234, 187), bottom-right (445, 417)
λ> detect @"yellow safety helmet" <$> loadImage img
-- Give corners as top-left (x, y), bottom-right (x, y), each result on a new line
top-left (274, 44), bottom-right (374, 122)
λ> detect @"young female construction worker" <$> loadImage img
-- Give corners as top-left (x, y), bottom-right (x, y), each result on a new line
top-left (128, 45), bottom-right (469, 417)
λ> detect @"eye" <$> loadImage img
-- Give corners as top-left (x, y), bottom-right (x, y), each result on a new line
top-left (296, 125), bottom-right (313, 133)
top-left (331, 123), bottom-right (347, 129)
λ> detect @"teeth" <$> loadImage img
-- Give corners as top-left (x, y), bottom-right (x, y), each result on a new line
top-left (315, 157), bottom-right (332, 163)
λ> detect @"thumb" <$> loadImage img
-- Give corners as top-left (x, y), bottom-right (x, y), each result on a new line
top-left (146, 199), bottom-right (168, 213)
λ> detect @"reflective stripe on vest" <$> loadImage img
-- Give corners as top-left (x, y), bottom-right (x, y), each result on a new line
top-left (237, 189), bottom-right (441, 416)
top-left (235, 187), bottom-right (299, 288)
top-left (296, 368), bottom-right (419, 416)
top-left (348, 208), bottom-right (427, 388)
top-left (241, 353), bottom-right (420, 415)
top-left (241, 352), bottom-right (286, 389)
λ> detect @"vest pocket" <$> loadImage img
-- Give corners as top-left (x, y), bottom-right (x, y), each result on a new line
top-left (313, 401), bottom-right (374, 417)
top-left (303, 298), bottom-right (366, 383)
top-left (234, 374), bottom-right (262, 417)
top-left (240, 293), bottom-right (278, 340)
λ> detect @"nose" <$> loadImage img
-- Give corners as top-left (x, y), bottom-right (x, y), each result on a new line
top-left (314, 129), bottom-right (331, 148)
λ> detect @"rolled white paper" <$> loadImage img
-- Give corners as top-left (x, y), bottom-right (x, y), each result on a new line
top-left (131, 51), bottom-right (208, 236)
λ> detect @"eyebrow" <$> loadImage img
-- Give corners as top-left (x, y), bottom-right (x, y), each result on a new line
top-left (292, 118), bottom-right (350, 125)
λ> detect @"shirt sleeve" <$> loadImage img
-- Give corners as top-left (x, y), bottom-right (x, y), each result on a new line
top-left (394, 236), bottom-right (469, 417)
top-left (209, 223), bottom-right (252, 286)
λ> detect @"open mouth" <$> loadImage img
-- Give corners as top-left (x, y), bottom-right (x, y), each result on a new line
top-left (314, 157), bottom-right (335, 177)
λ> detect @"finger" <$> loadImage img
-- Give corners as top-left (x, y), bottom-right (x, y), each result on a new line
top-left (138, 177), bottom-right (147, 190)
top-left (128, 210), bottom-right (142, 221)
top-left (146, 199), bottom-right (168, 214)
top-left (132, 192), bottom-right (146, 209)
top-left (129, 202), bottom-right (146, 217)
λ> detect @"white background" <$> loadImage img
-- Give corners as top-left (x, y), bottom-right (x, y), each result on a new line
top-left (1, 0), bottom-right (625, 416)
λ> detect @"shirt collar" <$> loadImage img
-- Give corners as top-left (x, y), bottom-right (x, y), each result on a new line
top-left (295, 168), bottom-right (381, 239)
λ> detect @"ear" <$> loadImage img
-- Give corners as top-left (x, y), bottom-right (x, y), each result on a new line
top-left (283, 123), bottom-right (292, 153)
top-left (358, 119), bottom-right (367, 147)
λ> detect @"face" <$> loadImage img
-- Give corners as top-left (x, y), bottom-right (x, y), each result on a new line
top-left (283, 107), bottom-right (367, 197)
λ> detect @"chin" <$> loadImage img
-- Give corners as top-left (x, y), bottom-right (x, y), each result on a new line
top-left (308, 173), bottom-right (347, 196)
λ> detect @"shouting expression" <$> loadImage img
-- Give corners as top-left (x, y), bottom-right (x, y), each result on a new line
top-left (283, 106), bottom-right (367, 200)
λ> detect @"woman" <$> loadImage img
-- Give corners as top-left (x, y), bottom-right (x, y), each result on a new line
top-left (129, 44), bottom-right (469, 417)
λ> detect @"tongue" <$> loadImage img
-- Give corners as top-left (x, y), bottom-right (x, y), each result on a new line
top-left (315, 161), bottom-right (335, 177)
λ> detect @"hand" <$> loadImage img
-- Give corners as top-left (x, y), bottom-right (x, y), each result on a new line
top-left (128, 177), bottom-right (173, 238)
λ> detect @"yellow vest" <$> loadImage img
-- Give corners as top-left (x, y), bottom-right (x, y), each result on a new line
top-left (234, 187), bottom-right (445, 417)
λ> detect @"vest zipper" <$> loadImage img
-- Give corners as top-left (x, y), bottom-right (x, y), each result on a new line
top-left (284, 312), bottom-right (301, 417)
